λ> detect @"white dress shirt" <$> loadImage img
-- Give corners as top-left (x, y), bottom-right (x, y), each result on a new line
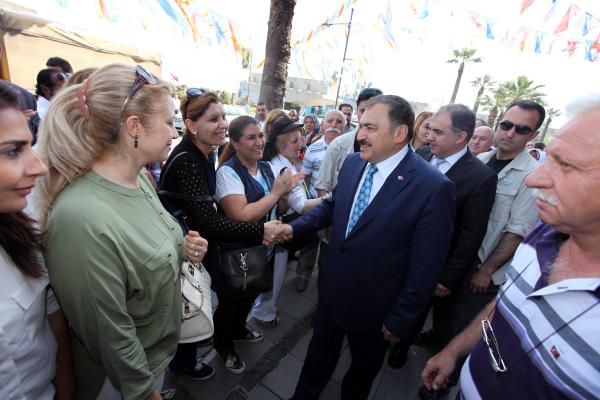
top-left (347, 145), bottom-right (409, 225)
top-left (430, 146), bottom-right (468, 175)
top-left (0, 247), bottom-right (59, 399)
top-left (36, 96), bottom-right (50, 120)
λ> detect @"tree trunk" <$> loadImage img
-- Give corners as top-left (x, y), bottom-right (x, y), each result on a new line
top-left (540, 117), bottom-right (551, 142)
top-left (259, 0), bottom-right (297, 110)
top-left (449, 62), bottom-right (464, 104)
top-left (487, 106), bottom-right (498, 127)
top-left (473, 86), bottom-right (484, 113)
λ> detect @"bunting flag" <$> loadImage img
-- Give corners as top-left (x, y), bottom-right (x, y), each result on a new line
top-left (381, 0), bottom-right (399, 49)
top-left (534, 31), bottom-right (544, 53)
top-left (485, 18), bottom-right (495, 40)
top-left (584, 40), bottom-right (595, 61)
top-left (469, 12), bottom-right (483, 30)
top-left (543, 0), bottom-right (558, 23)
top-left (520, 0), bottom-right (535, 15)
top-left (98, 0), bottom-right (111, 21)
top-left (582, 13), bottom-right (593, 36)
top-left (420, 0), bottom-right (429, 19)
top-left (566, 39), bottom-right (578, 56)
top-left (173, 0), bottom-right (198, 39)
top-left (554, 5), bottom-right (579, 35)
top-left (241, 47), bottom-right (252, 69)
top-left (228, 20), bottom-right (242, 54)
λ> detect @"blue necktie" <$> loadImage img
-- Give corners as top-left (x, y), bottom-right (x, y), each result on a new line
top-left (347, 164), bottom-right (378, 236)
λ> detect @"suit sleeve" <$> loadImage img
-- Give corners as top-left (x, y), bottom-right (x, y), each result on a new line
top-left (383, 179), bottom-right (456, 340)
top-left (439, 171), bottom-right (497, 291)
top-left (290, 189), bottom-right (335, 236)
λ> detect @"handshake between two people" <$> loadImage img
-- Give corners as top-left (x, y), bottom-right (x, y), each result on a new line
top-left (179, 220), bottom-right (295, 263)
top-left (263, 220), bottom-right (294, 245)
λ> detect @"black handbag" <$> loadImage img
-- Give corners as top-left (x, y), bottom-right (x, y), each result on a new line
top-left (210, 242), bottom-right (273, 301)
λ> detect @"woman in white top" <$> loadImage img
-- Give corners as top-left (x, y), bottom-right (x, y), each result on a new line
top-left (0, 81), bottom-right (74, 399)
top-left (252, 116), bottom-right (325, 323)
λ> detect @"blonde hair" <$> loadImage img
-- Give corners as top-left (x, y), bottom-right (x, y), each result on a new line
top-left (411, 111), bottom-right (433, 148)
top-left (263, 109), bottom-right (287, 141)
top-left (65, 68), bottom-right (98, 87)
top-left (37, 63), bottom-right (171, 225)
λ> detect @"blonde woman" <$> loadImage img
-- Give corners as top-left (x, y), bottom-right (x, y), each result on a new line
top-left (38, 64), bottom-right (207, 400)
top-left (411, 111), bottom-right (433, 150)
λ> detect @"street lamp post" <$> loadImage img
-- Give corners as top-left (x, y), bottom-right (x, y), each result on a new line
top-left (322, 7), bottom-right (354, 108)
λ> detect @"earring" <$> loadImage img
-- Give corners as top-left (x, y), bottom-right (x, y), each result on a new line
top-left (134, 135), bottom-right (139, 148)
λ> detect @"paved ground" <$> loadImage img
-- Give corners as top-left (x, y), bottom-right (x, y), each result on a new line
top-left (167, 260), bottom-right (458, 400)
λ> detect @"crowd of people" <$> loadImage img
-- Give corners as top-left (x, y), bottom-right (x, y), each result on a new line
top-left (1, 55), bottom-right (598, 400)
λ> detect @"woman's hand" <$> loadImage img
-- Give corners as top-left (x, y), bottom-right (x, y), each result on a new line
top-left (272, 168), bottom-right (292, 197)
top-left (183, 230), bottom-right (208, 263)
top-left (263, 220), bottom-right (282, 245)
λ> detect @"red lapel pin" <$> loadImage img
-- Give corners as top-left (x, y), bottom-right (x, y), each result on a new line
top-left (398, 175), bottom-right (404, 180)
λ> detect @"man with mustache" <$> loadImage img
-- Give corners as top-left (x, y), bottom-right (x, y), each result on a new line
top-left (280, 95), bottom-right (456, 400)
top-left (419, 100), bottom-right (544, 399)
top-left (422, 94), bottom-right (600, 400)
top-left (301, 109), bottom-right (346, 195)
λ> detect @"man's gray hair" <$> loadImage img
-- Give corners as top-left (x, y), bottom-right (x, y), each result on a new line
top-left (324, 109), bottom-right (345, 121)
top-left (566, 93), bottom-right (600, 118)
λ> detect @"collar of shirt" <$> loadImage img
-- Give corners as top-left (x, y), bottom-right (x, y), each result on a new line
top-left (431, 146), bottom-right (467, 173)
top-left (478, 146), bottom-right (537, 173)
top-left (369, 144), bottom-right (409, 183)
top-left (529, 278), bottom-right (600, 298)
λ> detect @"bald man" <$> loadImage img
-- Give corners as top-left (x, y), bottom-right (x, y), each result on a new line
top-left (468, 126), bottom-right (494, 156)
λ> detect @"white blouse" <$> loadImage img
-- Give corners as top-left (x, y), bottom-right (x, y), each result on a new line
top-left (269, 154), bottom-right (310, 215)
top-left (0, 247), bottom-right (59, 400)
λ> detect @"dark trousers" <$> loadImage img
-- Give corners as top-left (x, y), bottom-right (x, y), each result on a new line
top-left (169, 337), bottom-right (213, 373)
top-left (213, 295), bottom-right (256, 358)
top-left (296, 238), bottom-right (319, 280)
top-left (292, 306), bottom-right (388, 400)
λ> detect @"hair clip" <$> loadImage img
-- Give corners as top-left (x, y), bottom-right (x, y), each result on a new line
top-left (76, 79), bottom-right (91, 120)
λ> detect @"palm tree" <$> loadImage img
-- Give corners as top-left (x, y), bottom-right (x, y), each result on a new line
top-left (541, 107), bottom-right (560, 142)
top-left (480, 86), bottom-right (509, 128)
top-left (494, 76), bottom-right (546, 125)
top-left (471, 74), bottom-right (495, 113)
top-left (447, 48), bottom-right (482, 104)
top-left (500, 75), bottom-right (546, 105)
top-left (259, 0), bottom-right (297, 110)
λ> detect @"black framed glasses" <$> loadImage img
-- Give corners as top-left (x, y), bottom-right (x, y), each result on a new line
top-left (498, 120), bottom-right (534, 135)
top-left (183, 87), bottom-right (208, 119)
top-left (481, 318), bottom-right (507, 373)
top-left (120, 65), bottom-right (157, 116)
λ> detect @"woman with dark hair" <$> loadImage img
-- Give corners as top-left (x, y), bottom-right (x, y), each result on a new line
top-left (0, 81), bottom-right (74, 399)
top-left (160, 90), bottom-right (282, 375)
top-left (249, 116), bottom-right (326, 325)
top-left (215, 115), bottom-right (293, 371)
top-left (303, 113), bottom-right (320, 146)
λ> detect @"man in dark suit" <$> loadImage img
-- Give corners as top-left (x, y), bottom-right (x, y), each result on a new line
top-left (388, 104), bottom-right (497, 397)
top-left (278, 95), bottom-right (456, 400)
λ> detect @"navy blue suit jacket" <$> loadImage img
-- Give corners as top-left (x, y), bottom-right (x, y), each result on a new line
top-left (291, 150), bottom-right (456, 339)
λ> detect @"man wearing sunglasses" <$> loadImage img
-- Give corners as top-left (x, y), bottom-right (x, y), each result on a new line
top-left (419, 100), bottom-right (544, 399)
top-left (422, 93), bottom-right (600, 400)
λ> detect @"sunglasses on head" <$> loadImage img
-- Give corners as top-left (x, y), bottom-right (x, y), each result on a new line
top-left (120, 65), bottom-right (157, 116)
top-left (183, 87), bottom-right (209, 119)
top-left (498, 120), bottom-right (533, 135)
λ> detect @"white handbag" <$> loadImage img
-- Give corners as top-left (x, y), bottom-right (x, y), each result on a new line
top-left (179, 261), bottom-right (214, 343)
